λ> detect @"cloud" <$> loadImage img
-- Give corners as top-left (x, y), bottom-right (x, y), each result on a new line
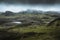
top-left (0, 3), bottom-right (60, 12)
top-left (0, 0), bottom-right (59, 4)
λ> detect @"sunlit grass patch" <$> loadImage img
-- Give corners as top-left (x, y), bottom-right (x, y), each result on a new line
top-left (8, 25), bottom-right (55, 33)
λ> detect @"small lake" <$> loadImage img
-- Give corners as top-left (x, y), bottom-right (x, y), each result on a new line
top-left (11, 21), bottom-right (22, 24)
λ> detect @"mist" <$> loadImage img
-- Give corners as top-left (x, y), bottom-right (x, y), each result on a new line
top-left (0, 0), bottom-right (60, 12)
top-left (0, 3), bottom-right (60, 12)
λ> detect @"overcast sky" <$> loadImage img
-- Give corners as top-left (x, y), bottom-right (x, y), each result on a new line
top-left (0, 0), bottom-right (60, 12)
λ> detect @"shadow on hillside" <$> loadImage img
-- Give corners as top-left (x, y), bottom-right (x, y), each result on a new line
top-left (0, 29), bottom-right (46, 40)
top-left (0, 29), bottom-right (21, 40)
top-left (0, 29), bottom-right (60, 40)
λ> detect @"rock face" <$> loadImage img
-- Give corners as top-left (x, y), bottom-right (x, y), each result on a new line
top-left (47, 17), bottom-right (60, 27)
top-left (1, 11), bottom-right (14, 16)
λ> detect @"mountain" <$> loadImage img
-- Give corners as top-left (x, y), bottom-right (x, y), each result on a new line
top-left (1, 11), bottom-right (14, 16)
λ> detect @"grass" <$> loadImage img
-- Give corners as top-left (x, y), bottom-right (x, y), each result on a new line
top-left (0, 13), bottom-right (60, 40)
top-left (4, 22), bottom-right (59, 40)
top-left (0, 23), bottom-right (60, 40)
top-left (8, 25), bottom-right (55, 33)
top-left (6, 25), bottom-right (59, 40)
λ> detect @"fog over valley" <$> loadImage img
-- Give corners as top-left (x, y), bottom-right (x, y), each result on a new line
top-left (0, 3), bottom-right (60, 12)
top-left (0, 0), bottom-right (60, 12)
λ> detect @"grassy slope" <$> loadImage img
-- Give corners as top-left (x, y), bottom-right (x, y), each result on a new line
top-left (0, 14), bottom-right (60, 40)
top-left (7, 25), bottom-right (60, 40)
